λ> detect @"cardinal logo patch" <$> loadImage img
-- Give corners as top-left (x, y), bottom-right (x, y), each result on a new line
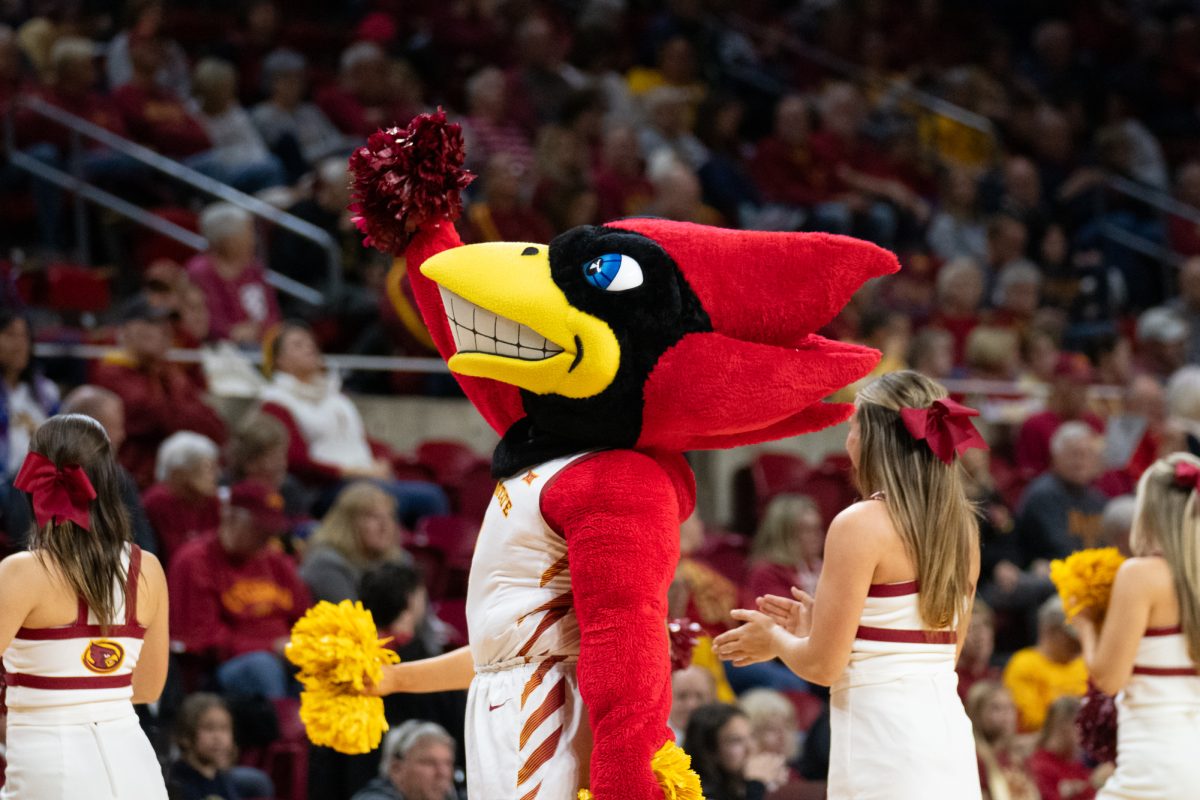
top-left (82, 639), bottom-right (125, 674)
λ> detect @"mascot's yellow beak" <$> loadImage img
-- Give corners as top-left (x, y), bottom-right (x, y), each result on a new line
top-left (421, 242), bottom-right (621, 399)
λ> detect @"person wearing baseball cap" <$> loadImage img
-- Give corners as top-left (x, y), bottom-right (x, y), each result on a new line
top-left (168, 479), bottom-right (310, 700)
top-left (92, 293), bottom-right (227, 487)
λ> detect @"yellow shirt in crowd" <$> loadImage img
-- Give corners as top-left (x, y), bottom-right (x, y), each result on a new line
top-left (1002, 647), bottom-right (1089, 732)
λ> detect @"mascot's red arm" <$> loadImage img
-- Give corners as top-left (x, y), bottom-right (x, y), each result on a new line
top-left (541, 448), bottom-right (695, 799)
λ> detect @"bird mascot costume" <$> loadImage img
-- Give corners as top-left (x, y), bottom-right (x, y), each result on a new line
top-left (350, 112), bottom-right (899, 800)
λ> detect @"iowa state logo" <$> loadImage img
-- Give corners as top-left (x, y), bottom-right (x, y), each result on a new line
top-left (81, 639), bottom-right (125, 674)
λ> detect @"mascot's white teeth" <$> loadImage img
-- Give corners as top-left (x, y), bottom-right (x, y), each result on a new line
top-left (440, 287), bottom-right (565, 361)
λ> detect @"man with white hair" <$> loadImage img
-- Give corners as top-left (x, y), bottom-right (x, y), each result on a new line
top-left (316, 41), bottom-right (394, 137)
top-left (1135, 305), bottom-right (1188, 379)
top-left (184, 202), bottom-right (280, 344)
top-left (1015, 421), bottom-right (1107, 566)
top-left (352, 720), bottom-right (459, 800)
top-left (142, 431), bottom-right (221, 565)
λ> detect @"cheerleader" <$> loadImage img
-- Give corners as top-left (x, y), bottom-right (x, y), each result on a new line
top-left (0, 414), bottom-right (169, 799)
top-left (714, 371), bottom-right (983, 799)
top-left (1072, 453), bottom-right (1200, 799)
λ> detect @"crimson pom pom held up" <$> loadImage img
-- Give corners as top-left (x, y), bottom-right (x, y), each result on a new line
top-left (348, 110), bottom-right (475, 256)
top-left (1077, 682), bottom-right (1118, 764)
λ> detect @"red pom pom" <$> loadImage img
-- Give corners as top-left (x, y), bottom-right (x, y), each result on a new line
top-left (348, 110), bottom-right (475, 256)
top-left (1077, 682), bottom-right (1118, 763)
top-left (668, 618), bottom-right (703, 673)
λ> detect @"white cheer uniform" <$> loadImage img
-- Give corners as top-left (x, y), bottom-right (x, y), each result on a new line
top-left (1, 545), bottom-right (168, 800)
top-left (1098, 625), bottom-right (1200, 799)
top-left (464, 454), bottom-right (591, 800)
top-left (827, 580), bottom-right (981, 800)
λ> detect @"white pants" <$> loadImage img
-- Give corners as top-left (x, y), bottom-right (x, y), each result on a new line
top-left (2, 707), bottom-right (168, 800)
top-left (466, 659), bottom-right (591, 800)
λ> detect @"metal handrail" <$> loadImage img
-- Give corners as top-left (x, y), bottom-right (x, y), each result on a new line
top-left (731, 16), bottom-right (999, 142)
top-left (32, 342), bottom-right (450, 373)
top-left (4, 96), bottom-right (342, 303)
top-left (1105, 173), bottom-right (1200, 227)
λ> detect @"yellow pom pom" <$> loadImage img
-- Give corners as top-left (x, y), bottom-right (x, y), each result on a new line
top-left (1049, 547), bottom-right (1127, 618)
top-left (286, 600), bottom-right (401, 754)
top-left (577, 791), bottom-right (595, 800)
top-left (652, 740), bottom-right (704, 800)
top-left (286, 600), bottom-right (400, 692)
top-left (299, 689), bottom-right (389, 754)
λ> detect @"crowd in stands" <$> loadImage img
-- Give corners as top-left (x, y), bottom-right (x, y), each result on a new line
top-left (4, 0), bottom-right (1200, 798)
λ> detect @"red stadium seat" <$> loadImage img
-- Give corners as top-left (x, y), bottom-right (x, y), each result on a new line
top-left (416, 440), bottom-right (488, 485)
top-left (802, 454), bottom-right (858, 528)
top-left (45, 262), bottom-right (111, 313)
top-left (411, 514), bottom-right (479, 599)
top-left (453, 461), bottom-right (497, 522)
top-left (751, 452), bottom-right (812, 519)
top-left (694, 530), bottom-right (750, 584)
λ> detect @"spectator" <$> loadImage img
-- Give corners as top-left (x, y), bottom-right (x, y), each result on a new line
top-left (749, 94), bottom-right (831, 211)
top-left (300, 482), bottom-right (405, 604)
top-left (350, 720), bottom-right (457, 800)
top-left (1015, 421), bottom-right (1107, 564)
top-left (169, 479), bottom-right (310, 699)
top-left (460, 66), bottom-right (535, 176)
top-left (1134, 306), bottom-right (1189, 381)
top-left (966, 681), bottom-right (1039, 800)
top-left (1015, 354), bottom-right (1106, 478)
top-left (685, 703), bottom-right (787, 800)
top-left (460, 153), bottom-right (554, 244)
top-left (59, 384), bottom-right (157, 554)
top-left (532, 125), bottom-right (597, 233)
top-left (185, 203), bottom-right (281, 345)
top-left (166, 692), bottom-right (274, 800)
top-left (984, 214), bottom-right (1029, 277)
top-left (23, 36), bottom-right (125, 150)
top-left (956, 600), bottom-right (1001, 701)
top-left (669, 665), bottom-right (717, 743)
top-left (1099, 494), bottom-right (1136, 556)
top-left (106, 0), bottom-right (191, 98)
top-left (504, 16), bottom-right (574, 134)
top-left (142, 430), bottom-right (220, 566)
top-left (1168, 161), bottom-right (1200, 256)
top-left (927, 167), bottom-right (988, 265)
top-left (316, 41), bottom-right (395, 138)
top-left (268, 157), bottom-right (378, 293)
top-left (258, 322), bottom-right (449, 527)
top-left (738, 689), bottom-right (801, 772)
top-left (112, 36), bottom-right (212, 159)
top-left (91, 295), bottom-right (227, 488)
top-left (1169, 256), bottom-right (1200, 364)
top-left (930, 257), bottom-right (986, 364)
top-left (591, 124), bottom-right (654, 222)
top-left (251, 49), bottom-right (353, 182)
top-left (907, 327), bottom-right (955, 380)
top-left (1, 309), bottom-right (59, 484)
top-left (1002, 597), bottom-right (1088, 733)
top-left (645, 156), bottom-right (723, 226)
top-left (744, 494), bottom-right (823, 607)
top-left (990, 260), bottom-right (1043, 333)
top-left (188, 58), bottom-right (286, 193)
top-left (1028, 696), bottom-right (1108, 800)
top-left (638, 86), bottom-right (708, 171)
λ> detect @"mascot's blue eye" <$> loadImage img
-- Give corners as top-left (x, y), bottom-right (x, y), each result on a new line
top-left (583, 253), bottom-right (644, 292)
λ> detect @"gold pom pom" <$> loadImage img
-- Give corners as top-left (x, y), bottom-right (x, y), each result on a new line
top-left (299, 689), bottom-right (390, 755)
top-left (577, 791), bottom-right (595, 800)
top-left (652, 740), bottom-right (704, 800)
top-left (286, 600), bottom-right (401, 754)
top-left (1050, 547), bottom-right (1127, 618)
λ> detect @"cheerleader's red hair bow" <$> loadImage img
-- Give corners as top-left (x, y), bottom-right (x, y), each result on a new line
top-left (899, 398), bottom-right (989, 465)
top-left (1173, 461), bottom-right (1200, 491)
top-left (13, 451), bottom-right (97, 530)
